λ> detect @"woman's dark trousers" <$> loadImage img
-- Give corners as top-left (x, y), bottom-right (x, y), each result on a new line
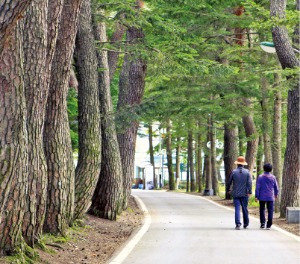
top-left (259, 201), bottom-right (274, 228)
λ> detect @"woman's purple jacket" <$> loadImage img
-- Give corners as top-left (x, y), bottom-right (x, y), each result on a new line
top-left (255, 172), bottom-right (279, 201)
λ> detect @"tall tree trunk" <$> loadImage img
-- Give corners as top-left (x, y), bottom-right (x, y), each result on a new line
top-left (73, 0), bottom-right (101, 220)
top-left (148, 124), bottom-right (157, 188)
top-left (242, 98), bottom-right (259, 174)
top-left (261, 54), bottom-right (272, 163)
top-left (89, 10), bottom-right (124, 220)
top-left (188, 130), bottom-right (196, 192)
top-left (210, 117), bottom-right (218, 195)
top-left (186, 156), bottom-right (190, 192)
top-left (196, 124), bottom-right (203, 193)
top-left (270, 0), bottom-right (300, 217)
top-left (233, 6), bottom-right (258, 175)
top-left (256, 136), bottom-right (264, 176)
top-left (21, 0), bottom-right (49, 246)
top-left (0, 21), bottom-right (28, 256)
top-left (175, 137), bottom-right (181, 190)
top-left (204, 124), bottom-right (212, 195)
top-left (272, 73), bottom-right (282, 213)
top-left (238, 123), bottom-right (244, 155)
top-left (43, 0), bottom-right (82, 235)
top-left (166, 120), bottom-right (174, 190)
top-left (223, 123), bottom-right (238, 199)
top-left (117, 24), bottom-right (147, 209)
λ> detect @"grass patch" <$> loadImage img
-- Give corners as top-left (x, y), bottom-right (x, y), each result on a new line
top-left (248, 195), bottom-right (259, 207)
top-left (126, 207), bottom-right (134, 213)
top-left (5, 244), bottom-right (40, 264)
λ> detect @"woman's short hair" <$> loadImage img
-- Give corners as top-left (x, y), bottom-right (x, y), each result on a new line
top-left (263, 163), bottom-right (273, 172)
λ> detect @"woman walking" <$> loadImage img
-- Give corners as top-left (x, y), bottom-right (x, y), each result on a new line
top-left (255, 163), bottom-right (279, 230)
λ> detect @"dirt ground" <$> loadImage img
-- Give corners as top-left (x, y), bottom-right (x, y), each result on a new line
top-left (1, 192), bottom-right (299, 264)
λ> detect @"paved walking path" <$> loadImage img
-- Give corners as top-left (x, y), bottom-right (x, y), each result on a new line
top-left (109, 190), bottom-right (300, 264)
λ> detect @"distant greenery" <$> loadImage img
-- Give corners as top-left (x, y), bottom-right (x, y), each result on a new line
top-left (67, 88), bottom-right (78, 151)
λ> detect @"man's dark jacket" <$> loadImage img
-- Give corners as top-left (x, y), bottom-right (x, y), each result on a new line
top-left (226, 166), bottom-right (252, 198)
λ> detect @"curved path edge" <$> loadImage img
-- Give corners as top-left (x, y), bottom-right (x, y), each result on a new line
top-left (107, 194), bottom-right (152, 264)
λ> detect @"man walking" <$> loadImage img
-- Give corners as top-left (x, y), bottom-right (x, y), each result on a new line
top-left (226, 156), bottom-right (252, 230)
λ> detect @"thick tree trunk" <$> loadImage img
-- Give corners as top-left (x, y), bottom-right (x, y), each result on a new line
top-left (280, 87), bottom-right (300, 216)
top-left (43, 0), bottom-right (82, 235)
top-left (117, 25), bottom-right (147, 209)
top-left (188, 130), bottom-right (195, 192)
top-left (21, 0), bottom-right (49, 246)
top-left (73, 0), bottom-right (101, 220)
top-left (166, 120), bottom-right (175, 190)
top-left (89, 12), bottom-right (124, 220)
top-left (223, 123), bottom-right (238, 199)
top-left (270, 0), bottom-right (300, 217)
top-left (0, 22), bottom-right (28, 256)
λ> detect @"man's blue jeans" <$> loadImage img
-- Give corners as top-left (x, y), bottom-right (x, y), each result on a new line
top-left (233, 197), bottom-right (249, 227)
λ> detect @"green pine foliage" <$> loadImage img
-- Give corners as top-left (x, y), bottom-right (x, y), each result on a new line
top-left (68, 0), bottom-right (292, 158)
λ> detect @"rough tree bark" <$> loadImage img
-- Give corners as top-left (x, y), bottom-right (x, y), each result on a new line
top-left (43, 0), bottom-right (83, 235)
top-left (0, 21), bottom-right (28, 255)
top-left (270, 0), bottom-right (300, 217)
top-left (117, 24), bottom-right (147, 209)
top-left (0, 0), bottom-right (32, 55)
top-left (21, 0), bottom-right (49, 246)
top-left (89, 9), bottom-right (124, 220)
top-left (73, 0), bottom-right (101, 220)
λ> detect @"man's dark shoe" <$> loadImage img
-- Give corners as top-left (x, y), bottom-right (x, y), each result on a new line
top-left (243, 225), bottom-right (248, 229)
top-left (266, 226), bottom-right (271, 230)
top-left (260, 224), bottom-right (265, 229)
top-left (235, 225), bottom-right (241, 230)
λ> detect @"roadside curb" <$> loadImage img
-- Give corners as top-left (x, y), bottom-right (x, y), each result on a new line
top-left (107, 194), bottom-right (151, 264)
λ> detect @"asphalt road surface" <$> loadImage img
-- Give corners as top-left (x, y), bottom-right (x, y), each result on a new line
top-left (109, 190), bottom-right (300, 264)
